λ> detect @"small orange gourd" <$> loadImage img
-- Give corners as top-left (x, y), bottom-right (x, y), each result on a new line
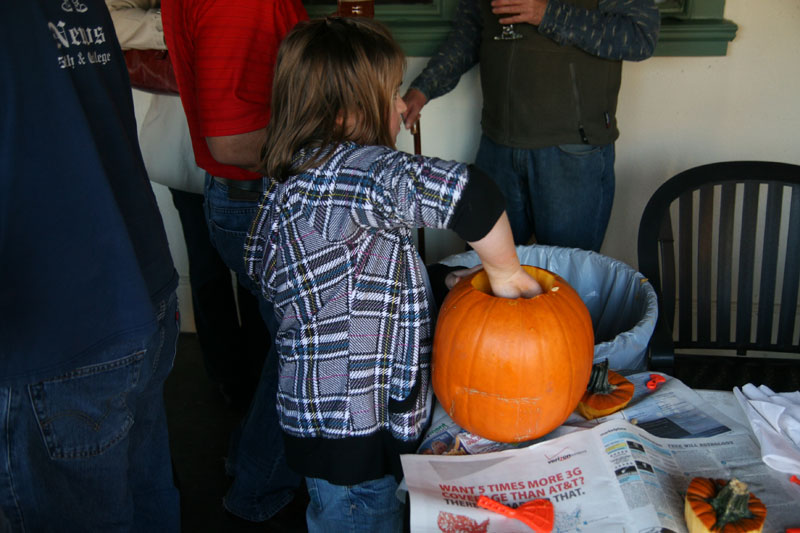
top-left (684, 478), bottom-right (767, 533)
top-left (576, 359), bottom-right (634, 420)
top-left (432, 266), bottom-right (594, 443)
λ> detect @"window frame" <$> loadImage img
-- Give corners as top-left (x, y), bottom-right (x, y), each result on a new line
top-left (304, 0), bottom-right (737, 57)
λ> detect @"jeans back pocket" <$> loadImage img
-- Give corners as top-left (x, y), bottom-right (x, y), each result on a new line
top-left (28, 350), bottom-right (145, 460)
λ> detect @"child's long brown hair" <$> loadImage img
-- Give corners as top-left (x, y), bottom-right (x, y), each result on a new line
top-left (259, 17), bottom-right (405, 182)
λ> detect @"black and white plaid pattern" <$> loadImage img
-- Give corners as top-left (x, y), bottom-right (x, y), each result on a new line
top-left (245, 142), bottom-right (468, 442)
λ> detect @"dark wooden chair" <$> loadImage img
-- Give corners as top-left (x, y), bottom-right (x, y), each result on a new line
top-left (637, 161), bottom-right (800, 391)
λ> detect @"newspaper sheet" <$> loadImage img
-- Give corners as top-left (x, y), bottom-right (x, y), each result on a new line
top-left (555, 371), bottom-right (752, 439)
top-left (413, 373), bottom-right (749, 457)
top-left (401, 374), bottom-right (800, 532)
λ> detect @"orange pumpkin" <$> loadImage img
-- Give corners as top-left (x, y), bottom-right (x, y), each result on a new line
top-left (576, 359), bottom-right (634, 420)
top-left (432, 265), bottom-right (594, 443)
top-left (684, 478), bottom-right (767, 533)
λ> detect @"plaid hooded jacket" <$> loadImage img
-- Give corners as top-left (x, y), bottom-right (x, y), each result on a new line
top-left (244, 142), bottom-right (469, 476)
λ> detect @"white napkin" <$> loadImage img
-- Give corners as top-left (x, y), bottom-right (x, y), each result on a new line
top-left (733, 383), bottom-right (800, 476)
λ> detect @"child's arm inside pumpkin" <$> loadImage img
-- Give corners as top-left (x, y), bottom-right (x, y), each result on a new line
top-left (445, 165), bottom-right (542, 299)
top-left (468, 212), bottom-right (542, 299)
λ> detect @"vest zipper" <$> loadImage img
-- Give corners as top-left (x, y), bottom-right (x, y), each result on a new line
top-left (569, 62), bottom-right (589, 144)
top-left (503, 43), bottom-right (517, 141)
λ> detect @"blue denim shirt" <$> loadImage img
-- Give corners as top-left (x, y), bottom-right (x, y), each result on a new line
top-left (410, 0), bottom-right (660, 101)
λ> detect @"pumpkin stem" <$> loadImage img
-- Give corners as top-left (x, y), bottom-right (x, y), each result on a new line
top-left (707, 478), bottom-right (754, 530)
top-left (586, 360), bottom-right (616, 395)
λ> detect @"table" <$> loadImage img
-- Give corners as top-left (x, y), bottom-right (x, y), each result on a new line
top-left (402, 374), bottom-right (800, 532)
top-left (696, 389), bottom-right (748, 427)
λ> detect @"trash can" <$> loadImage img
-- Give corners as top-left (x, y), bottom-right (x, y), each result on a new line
top-left (438, 245), bottom-right (658, 371)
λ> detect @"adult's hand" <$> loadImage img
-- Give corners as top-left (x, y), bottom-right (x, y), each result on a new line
top-left (402, 88), bottom-right (427, 130)
top-left (490, 0), bottom-right (548, 26)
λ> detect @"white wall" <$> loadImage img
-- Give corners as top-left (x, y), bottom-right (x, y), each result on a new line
top-left (140, 0), bottom-right (800, 330)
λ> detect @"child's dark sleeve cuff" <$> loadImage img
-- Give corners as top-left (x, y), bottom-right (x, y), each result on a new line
top-left (447, 165), bottom-right (506, 242)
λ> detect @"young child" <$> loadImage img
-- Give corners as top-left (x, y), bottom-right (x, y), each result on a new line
top-left (244, 17), bottom-right (542, 533)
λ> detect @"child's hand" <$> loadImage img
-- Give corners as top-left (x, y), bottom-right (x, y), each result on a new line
top-left (445, 265), bottom-right (483, 290)
top-left (467, 212), bottom-right (543, 298)
top-left (487, 267), bottom-right (543, 299)
top-left (445, 264), bottom-right (543, 299)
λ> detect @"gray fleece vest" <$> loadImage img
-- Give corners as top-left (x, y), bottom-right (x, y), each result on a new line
top-left (478, 0), bottom-right (622, 149)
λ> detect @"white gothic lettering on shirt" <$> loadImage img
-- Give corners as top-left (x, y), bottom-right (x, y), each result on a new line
top-left (48, 20), bottom-right (106, 49)
top-left (46, 2), bottom-right (110, 71)
top-left (61, 0), bottom-right (88, 13)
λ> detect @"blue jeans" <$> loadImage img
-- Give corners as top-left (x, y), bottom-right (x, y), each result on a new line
top-left (305, 475), bottom-right (404, 533)
top-left (475, 135), bottom-right (615, 252)
top-left (170, 188), bottom-right (267, 408)
top-left (0, 293), bottom-right (180, 533)
top-left (203, 175), bottom-right (302, 521)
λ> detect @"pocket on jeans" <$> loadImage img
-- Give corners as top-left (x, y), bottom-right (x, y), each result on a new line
top-left (29, 350), bottom-right (145, 460)
top-left (348, 476), bottom-right (402, 518)
top-left (207, 215), bottom-right (253, 274)
top-left (557, 143), bottom-right (601, 155)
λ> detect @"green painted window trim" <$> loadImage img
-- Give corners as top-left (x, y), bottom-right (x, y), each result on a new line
top-left (306, 0), bottom-right (737, 57)
top-left (656, 18), bottom-right (737, 56)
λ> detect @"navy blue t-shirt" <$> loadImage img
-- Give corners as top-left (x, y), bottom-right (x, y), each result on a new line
top-left (0, 1), bottom-right (177, 385)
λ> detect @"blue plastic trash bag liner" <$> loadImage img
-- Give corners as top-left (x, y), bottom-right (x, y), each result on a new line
top-left (438, 245), bottom-right (658, 371)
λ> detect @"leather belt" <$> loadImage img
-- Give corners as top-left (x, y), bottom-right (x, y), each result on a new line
top-left (213, 176), bottom-right (263, 191)
top-left (213, 176), bottom-right (263, 201)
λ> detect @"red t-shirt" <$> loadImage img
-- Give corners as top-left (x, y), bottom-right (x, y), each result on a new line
top-left (163, 0), bottom-right (307, 181)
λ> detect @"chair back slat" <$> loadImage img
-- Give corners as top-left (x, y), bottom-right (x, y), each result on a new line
top-left (678, 193), bottom-right (694, 343)
top-left (696, 185), bottom-right (714, 343)
top-left (658, 213), bottom-right (676, 332)
top-left (735, 182), bottom-right (759, 354)
top-left (777, 185), bottom-right (800, 349)
top-left (716, 183), bottom-right (736, 345)
top-left (755, 183), bottom-right (783, 348)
